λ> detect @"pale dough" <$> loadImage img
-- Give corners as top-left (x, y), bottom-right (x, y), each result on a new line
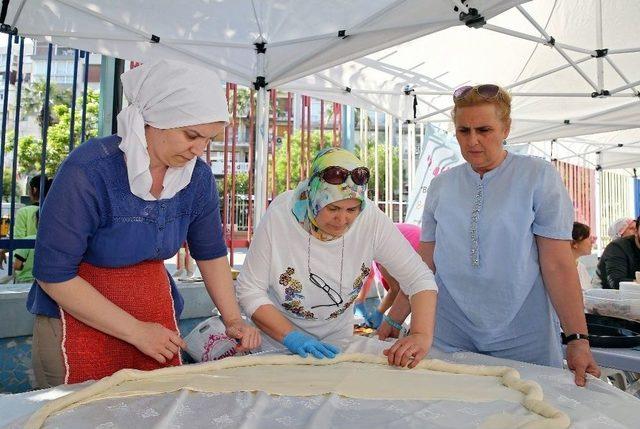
top-left (26, 353), bottom-right (570, 429)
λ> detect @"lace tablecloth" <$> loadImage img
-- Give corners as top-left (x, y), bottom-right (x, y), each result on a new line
top-left (1, 336), bottom-right (639, 429)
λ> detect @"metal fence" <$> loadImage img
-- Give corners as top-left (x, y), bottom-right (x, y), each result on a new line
top-left (0, 35), bottom-right (93, 275)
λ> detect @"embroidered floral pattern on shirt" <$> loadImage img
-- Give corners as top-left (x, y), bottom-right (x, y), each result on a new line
top-left (327, 263), bottom-right (370, 320)
top-left (279, 267), bottom-right (317, 319)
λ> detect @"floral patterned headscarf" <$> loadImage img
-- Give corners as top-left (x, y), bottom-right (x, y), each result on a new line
top-left (292, 147), bottom-right (368, 240)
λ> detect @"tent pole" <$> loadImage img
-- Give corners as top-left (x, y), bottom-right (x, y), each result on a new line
top-left (605, 57), bottom-right (640, 95)
top-left (595, 0), bottom-right (604, 91)
top-left (300, 95), bottom-right (306, 178)
top-left (609, 78), bottom-right (640, 95)
top-left (247, 89), bottom-right (255, 241)
top-left (320, 100), bottom-right (325, 147)
top-left (408, 122), bottom-right (415, 206)
top-left (608, 47), bottom-right (640, 54)
top-left (229, 83), bottom-right (238, 266)
top-left (594, 154), bottom-right (602, 253)
top-left (286, 92), bottom-right (292, 190)
top-left (254, 86), bottom-right (269, 225)
top-left (515, 6), bottom-right (598, 91)
top-left (223, 83), bottom-right (231, 242)
top-left (398, 118), bottom-right (403, 222)
top-left (363, 111), bottom-right (368, 165)
top-left (271, 89), bottom-right (277, 199)
top-left (306, 96), bottom-right (311, 173)
top-left (483, 24), bottom-right (593, 56)
top-left (374, 111), bottom-right (379, 206)
top-left (385, 113), bottom-right (391, 217)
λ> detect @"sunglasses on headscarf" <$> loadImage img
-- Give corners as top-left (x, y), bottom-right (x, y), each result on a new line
top-left (453, 84), bottom-right (502, 102)
top-left (311, 166), bottom-right (370, 186)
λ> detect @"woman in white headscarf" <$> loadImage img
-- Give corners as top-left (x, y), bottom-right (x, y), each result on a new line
top-left (28, 60), bottom-right (260, 388)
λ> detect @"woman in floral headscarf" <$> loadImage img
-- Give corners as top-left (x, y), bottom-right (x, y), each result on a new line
top-left (237, 148), bottom-right (438, 368)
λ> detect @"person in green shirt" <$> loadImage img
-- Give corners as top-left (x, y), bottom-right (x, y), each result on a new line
top-left (15, 175), bottom-right (51, 237)
top-left (1, 175), bottom-right (51, 273)
top-left (14, 233), bottom-right (36, 283)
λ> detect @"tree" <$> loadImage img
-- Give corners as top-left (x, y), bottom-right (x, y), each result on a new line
top-left (2, 169), bottom-right (18, 200)
top-left (20, 80), bottom-right (73, 135)
top-left (272, 130), bottom-right (331, 194)
top-left (355, 139), bottom-right (400, 201)
top-left (6, 88), bottom-right (99, 176)
top-left (216, 171), bottom-right (249, 197)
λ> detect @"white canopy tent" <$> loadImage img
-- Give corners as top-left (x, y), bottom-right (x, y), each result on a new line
top-left (0, 0), bottom-right (525, 223)
top-left (282, 0), bottom-right (640, 174)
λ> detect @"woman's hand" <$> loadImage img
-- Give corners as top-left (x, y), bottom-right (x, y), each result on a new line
top-left (129, 321), bottom-right (187, 364)
top-left (383, 333), bottom-right (432, 368)
top-left (566, 339), bottom-right (601, 386)
top-left (376, 319), bottom-right (401, 340)
top-left (225, 318), bottom-right (262, 352)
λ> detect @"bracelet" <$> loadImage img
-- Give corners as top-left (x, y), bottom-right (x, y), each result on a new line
top-left (561, 332), bottom-right (590, 344)
top-left (383, 314), bottom-right (407, 334)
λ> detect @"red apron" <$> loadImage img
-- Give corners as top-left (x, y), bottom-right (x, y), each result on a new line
top-left (61, 260), bottom-right (182, 384)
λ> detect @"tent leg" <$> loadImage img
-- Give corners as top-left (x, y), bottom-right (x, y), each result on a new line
top-left (254, 87), bottom-right (269, 226)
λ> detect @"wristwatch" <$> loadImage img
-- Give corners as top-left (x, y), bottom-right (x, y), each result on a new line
top-left (561, 332), bottom-right (590, 344)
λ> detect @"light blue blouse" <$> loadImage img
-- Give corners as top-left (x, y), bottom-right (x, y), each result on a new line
top-left (421, 152), bottom-right (573, 366)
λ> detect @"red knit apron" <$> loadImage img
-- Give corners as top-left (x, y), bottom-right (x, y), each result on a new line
top-left (61, 260), bottom-right (182, 384)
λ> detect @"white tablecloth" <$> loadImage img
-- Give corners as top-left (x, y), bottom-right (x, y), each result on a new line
top-left (1, 337), bottom-right (639, 429)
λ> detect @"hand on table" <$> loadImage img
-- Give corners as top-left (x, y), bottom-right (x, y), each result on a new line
top-left (282, 331), bottom-right (340, 359)
top-left (566, 339), bottom-right (600, 386)
top-left (225, 318), bottom-right (262, 352)
top-left (383, 333), bottom-right (432, 369)
top-left (130, 321), bottom-right (187, 364)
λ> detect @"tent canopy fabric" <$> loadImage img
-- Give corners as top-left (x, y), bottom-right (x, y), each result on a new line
top-left (2, 0), bottom-right (638, 171)
top-left (0, 0), bottom-right (523, 88)
top-left (281, 0), bottom-right (640, 170)
top-left (0, 0), bottom-right (526, 222)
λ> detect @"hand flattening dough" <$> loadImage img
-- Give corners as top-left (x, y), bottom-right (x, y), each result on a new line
top-left (26, 353), bottom-right (570, 429)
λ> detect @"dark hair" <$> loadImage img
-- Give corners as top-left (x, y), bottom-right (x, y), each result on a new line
top-left (636, 215), bottom-right (640, 228)
top-left (572, 222), bottom-right (590, 242)
top-left (28, 174), bottom-right (53, 202)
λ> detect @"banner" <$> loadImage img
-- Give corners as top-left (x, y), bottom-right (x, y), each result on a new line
top-left (404, 124), bottom-right (463, 225)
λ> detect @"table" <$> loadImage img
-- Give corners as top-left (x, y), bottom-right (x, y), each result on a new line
top-left (2, 337), bottom-right (639, 429)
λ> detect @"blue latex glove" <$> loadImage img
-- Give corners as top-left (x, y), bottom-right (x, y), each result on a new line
top-left (354, 301), bottom-right (367, 320)
top-left (366, 309), bottom-right (384, 329)
top-left (282, 331), bottom-right (341, 359)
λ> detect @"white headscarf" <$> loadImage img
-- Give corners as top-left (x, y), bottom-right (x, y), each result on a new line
top-left (117, 59), bottom-right (229, 201)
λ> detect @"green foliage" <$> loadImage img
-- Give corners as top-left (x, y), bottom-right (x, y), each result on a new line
top-left (355, 139), bottom-right (400, 201)
top-left (269, 130), bottom-right (400, 201)
top-left (2, 169), bottom-right (15, 200)
top-left (6, 88), bottom-right (99, 176)
top-left (216, 172), bottom-right (249, 197)
top-left (273, 130), bottom-right (331, 194)
top-left (21, 80), bottom-right (74, 131)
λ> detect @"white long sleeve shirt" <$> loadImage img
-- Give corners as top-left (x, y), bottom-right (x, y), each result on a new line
top-left (237, 191), bottom-right (437, 343)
